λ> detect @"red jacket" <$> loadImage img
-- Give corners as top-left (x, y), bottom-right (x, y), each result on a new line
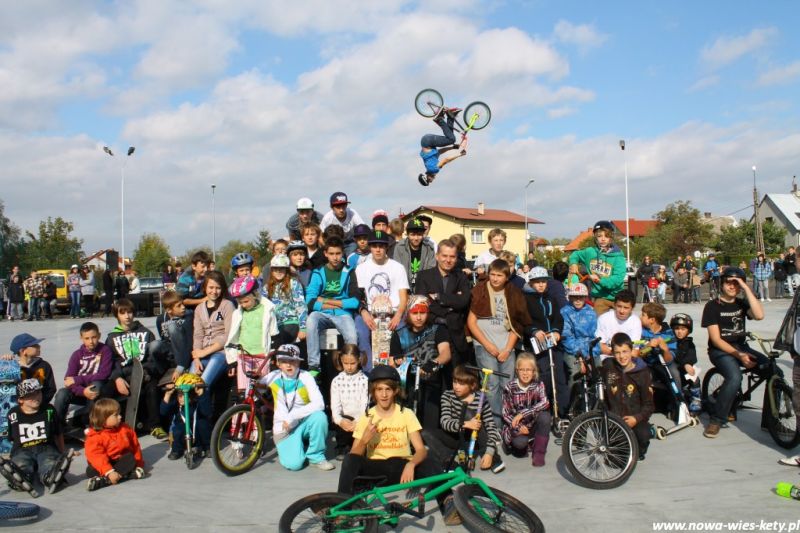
top-left (85, 423), bottom-right (144, 476)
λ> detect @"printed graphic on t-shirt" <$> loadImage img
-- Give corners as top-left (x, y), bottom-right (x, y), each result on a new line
top-left (17, 420), bottom-right (47, 447)
top-left (719, 310), bottom-right (745, 338)
top-left (491, 294), bottom-right (506, 327)
top-left (324, 279), bottom-right (342, 295)
top-left (590, 259), bottom-right (612, 277)
top-left (77, 354), bottom-right (102, 376)
top-left (111, 332), bottom-right (149, 363)
top-left (367, 272), bottom-right (392, 310)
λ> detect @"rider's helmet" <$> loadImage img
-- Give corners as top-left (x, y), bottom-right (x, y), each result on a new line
top-left (270, 254), bottom-right (290, 269)
top-left (296, 197), bottom-right (314, 211)
top-left (229, 276), bottom-right (258, 298)
top-left (669, 313), bottom-right (694, 334)
top-left (368, 365), bottom-right (401, 384)
top-left (720, 266), bottom-right (746, 282)
top-left (16, 378), bottom-right (42, 398)
top-left (175, 373), bottom-right (205, 389)
top-left (230, 252), bottom-right (254, 269)
top-left (593, 220), bottom-right (615, 234)
top-left (567, 283), bottom-right (589, 297)
top-left (287, 240), bottom-right (307, 256)
top-left (527, 266), bottom-right (549, 282)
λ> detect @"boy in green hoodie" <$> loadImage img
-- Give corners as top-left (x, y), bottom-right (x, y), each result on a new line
top-left (568, 220), bottom-right (626, 316)
top-left (105, 298), bottom-right (168, 440)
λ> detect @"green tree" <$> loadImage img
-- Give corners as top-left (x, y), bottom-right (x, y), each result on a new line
top-left (132, 233), bottom-right (171, 277)
top-left (633, 201), bottom-right (713, 264)
top-left (23, 217), bottom-right (84, 270)
top-left (712, 219), bottom-right (787, 266)
top-left (251, 229), bottom-right (273, 266)
top-left (176, 246), bottom-right (212, 271)
top-left (0, 199), bottom-right (23, 276)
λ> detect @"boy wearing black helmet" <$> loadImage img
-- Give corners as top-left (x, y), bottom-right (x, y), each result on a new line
top-left (670, 313), bottom-right (701, 413)
top-left (701, 267), bottom-right (765, 438)
top-left (568, 220), bottom-right (626, 316)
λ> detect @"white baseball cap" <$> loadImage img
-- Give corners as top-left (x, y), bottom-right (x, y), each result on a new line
top-left (296, 197), bottom-right (314, 210)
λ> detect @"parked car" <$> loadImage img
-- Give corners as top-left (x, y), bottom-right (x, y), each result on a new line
top-left (136, 276), bottom-right (164, 316)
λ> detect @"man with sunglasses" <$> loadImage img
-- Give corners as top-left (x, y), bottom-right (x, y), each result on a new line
top-left (701, 267), bottom-right (766, 438)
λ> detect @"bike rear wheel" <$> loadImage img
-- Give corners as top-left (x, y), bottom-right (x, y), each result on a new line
top-left (415, 88), bottom-right (443, 117)
top-left (453, 485), bottom-right (544, 533)
top-left (0, 501), bottom-right (39, 521)
top-left (210, 404), bottom-right (264, 476)
top-left (278, 492), bottom-right (378, 533)
top-left (464, 101), bottom-right (491, 130)
top-left (562, 410), bottom-right (638, 489)
top-left (765, 378), bottom-right (800, 449)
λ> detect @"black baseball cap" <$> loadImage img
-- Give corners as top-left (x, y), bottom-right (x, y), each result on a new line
top-left (368, 230), bottom-right (389, 245)
top-left (353, 224), bottom-right (371, 238)
top-left (406, 218), bottom-right (426, 233)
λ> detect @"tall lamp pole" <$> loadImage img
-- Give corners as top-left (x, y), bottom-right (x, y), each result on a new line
top-left (103, 146), bottom-right (135, 270)
top-left (211, 184), bottom-right (217, 263)
top-left (753, 166), bottom-right (765, 253)
top-left (620, 140), bottom-right (630, 265)
top-left (524, 179), bottom-right (535, 257)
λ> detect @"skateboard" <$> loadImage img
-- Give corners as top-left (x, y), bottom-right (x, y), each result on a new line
top-left (124, 358), bottom-right (145, 430)
top-left (0, 456), bottom-right (38, 498)
top-left (0, 360), bottom-right (20, 455)
top-left (370, 294), bottom-right (393, 368)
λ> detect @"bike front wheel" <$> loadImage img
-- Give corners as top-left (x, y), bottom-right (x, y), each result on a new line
top-left (278, 492), bottom-right (378, 533)
top-left (414, 88), bottom-right (443, 117)
top-left (562, 410), bottom-right (638, 489)
top-left (210, 404), bottom-right (264, 476)
top-left (453, 485), bottom-right (544, 533)
top-left (464, 101), bottom-right (492, 130)
top-left (766, 378), bottom-right (800, 449)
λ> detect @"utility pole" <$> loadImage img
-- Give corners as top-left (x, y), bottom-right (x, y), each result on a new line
top-left (753, 165), bottom-right (764, 253)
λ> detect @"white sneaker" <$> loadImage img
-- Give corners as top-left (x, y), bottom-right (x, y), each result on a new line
top-left (760, 298), bottom-right (765, 302)
top-left (778, 455), bottom-right (800, 466)
top-left (767, 298), bottom-right (772, 302)
top-left (312, 460), bottom-right (336, 471)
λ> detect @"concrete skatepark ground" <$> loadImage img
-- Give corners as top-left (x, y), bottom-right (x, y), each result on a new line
top-left (0, 300), bottom-right (798, 532)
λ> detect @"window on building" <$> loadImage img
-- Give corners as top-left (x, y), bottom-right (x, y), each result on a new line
top-left (471, 229), bottom-right (484, 244)
top-left (765, 216), bottom-right (774, 224)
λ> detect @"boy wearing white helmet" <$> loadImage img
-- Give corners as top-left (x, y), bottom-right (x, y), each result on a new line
top-left (560, 283), bottom-right (598, 391)
top-left (286, 197), bottom-right (323, 241)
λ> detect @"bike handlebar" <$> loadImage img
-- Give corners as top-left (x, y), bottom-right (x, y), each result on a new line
top-left (465, 365), bottom-right (510, 379)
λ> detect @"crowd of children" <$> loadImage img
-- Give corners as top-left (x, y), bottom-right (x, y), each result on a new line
top-left (1, 203), bottom-right (797, 509)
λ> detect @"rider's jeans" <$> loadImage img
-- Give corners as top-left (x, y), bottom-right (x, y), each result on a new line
top-left (12, 445), bottom-right (61, 484)
top-left (306, 312), bottom-right (357, 368)
top-left (474, 343), bottom-right (515, 428)
top-left (190, 351), bottom-right (227, 387)
top-left (420, 117), bottom-right (456, 148)
top-left (708, 344), bottom-right (769, 425)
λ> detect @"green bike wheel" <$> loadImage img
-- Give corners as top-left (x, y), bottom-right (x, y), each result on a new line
top-left (464, 101), bottom-right (491, 130)
top-left (453, 485), bottom-right (545, 533)
top-left (210, 404), bottom-right (264, 476)
top-left (278, 492), bottom-right (378, 533)
top-left (415, 88), bottom-right (443, 117)
top-left (766, 378), bottom-right (800, 449)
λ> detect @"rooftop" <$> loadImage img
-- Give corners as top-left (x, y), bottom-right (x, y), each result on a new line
top-left (405, 204), bottom-right (544, 224)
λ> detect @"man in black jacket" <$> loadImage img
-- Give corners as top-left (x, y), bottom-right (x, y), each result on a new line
top-left (415, 239), bottom-right (472, 365)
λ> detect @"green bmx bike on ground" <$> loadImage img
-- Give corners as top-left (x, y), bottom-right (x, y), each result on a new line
top-left (278, 367), bottom-right (545, 532)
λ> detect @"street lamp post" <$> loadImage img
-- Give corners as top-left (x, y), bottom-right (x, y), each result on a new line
top-left (524, 179), bottom-right (535, 257)
top-left (620, 140), bottom-right (630, 265)
top-left (752, 165), bottom-right (764, 253)
top-left (103, 146), bottom-right (135, 270)
top-left (211, 184), bottom-right (217, 263)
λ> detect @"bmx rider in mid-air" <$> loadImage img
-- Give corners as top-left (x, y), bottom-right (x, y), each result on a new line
top-left (418, 107), bottom-right (468, 187)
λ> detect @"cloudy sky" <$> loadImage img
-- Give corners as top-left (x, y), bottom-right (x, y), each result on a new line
top-left (2, 1), bottom-right (799, 257)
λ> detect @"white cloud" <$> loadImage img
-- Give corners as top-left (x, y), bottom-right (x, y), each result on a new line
top-left (687, 75), bottom-right (720, 93)
top-left (547, 107), bottom-right (577, 119)
top-left (757, 61), bottom-right (800, 86)
top-left (553, 20), bottom-right (608, 51)
top-left (700, 27), bottom-right (777, 70)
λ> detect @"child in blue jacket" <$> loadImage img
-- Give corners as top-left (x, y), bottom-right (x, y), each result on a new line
top-left (560, 283), bottom-right (598, 392)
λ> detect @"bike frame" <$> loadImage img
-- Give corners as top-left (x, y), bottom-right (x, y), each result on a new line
top-left (326, 467), bottom-right (503, 528)
top-left (425, 102), bottom-right (481, 143)
top-left (227, 349), bottom-right (272, 443)
top-left (176, 383), bottom-right (196, 460)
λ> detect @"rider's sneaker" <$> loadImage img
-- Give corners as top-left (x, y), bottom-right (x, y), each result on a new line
top-left (491, 458), bottom-right (506, 474)
top-left (442, 495), bottom-right (462, 526)
top-left (311, 460), bottom-right (336, 471)
top-left (150, 427), bottom-right (168, 440)
top-left (418, 173), bottom-right (431, 187)
top-left (445, 107), bottom-right (462, 118)
top-left (704, 422), bottom-right (721, 438)
top-left (167, 451), bottom-right (181, 460)
top-left (778, 454), bottom-right (800, 467)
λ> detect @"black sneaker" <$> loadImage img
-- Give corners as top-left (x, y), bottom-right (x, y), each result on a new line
top-left (167, 451), bottom-right (182, 461)
top-left (86, 476), bottom-right (109, 491)
top-left (491, 458), bottom-right (506, 474)
top-left (418, 174), bottom-right (430, 187)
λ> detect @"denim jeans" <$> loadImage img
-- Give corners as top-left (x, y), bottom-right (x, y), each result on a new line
top-left (306, 312), bottom-right (357, 368)
top-left (69, 291), bottom-right (81, 316)
top-left (789, 274), bottom-right (800, 296)
top-left (53, 380), bottom-right (106, 424)
top-left (708, 344), bottom-right (769, 425)
top-left (9, 302), bottom-right (23, 319)
top-left (12, 445), bottom-right (61, 484)
top-left (191, 352), bottom-right (227, 386)
top-left (420, 117), bottom-right (456, 149)
top-left (474, 343), bottom-right (516, 428)
top-left (27, 297), bottom-right (41, 319)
